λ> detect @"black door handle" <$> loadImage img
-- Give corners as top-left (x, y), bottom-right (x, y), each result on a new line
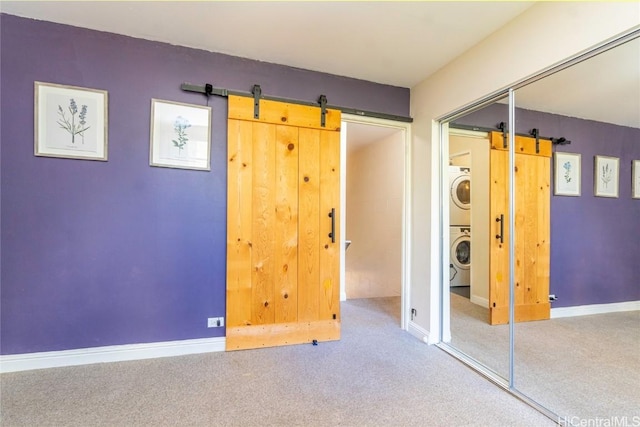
top-left (328, 208), bottom-right (335, 243)
top-left (496, 214), bottom-right (504, 243)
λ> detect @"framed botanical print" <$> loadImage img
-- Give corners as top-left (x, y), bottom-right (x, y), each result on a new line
top-left (554, 152), bottom-right (581, 196)
top-left (34, 81), bottom-right (108, 161)
top-left (594, 155), bottom-right (619, 198)
top-left (150, 99), bottom-right (212, 171)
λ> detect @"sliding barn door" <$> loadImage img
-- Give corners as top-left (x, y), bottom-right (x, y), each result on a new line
top-left (226, 95), bottom-right (341, 350)
top-left (489, 132), bottom-right (551, 325)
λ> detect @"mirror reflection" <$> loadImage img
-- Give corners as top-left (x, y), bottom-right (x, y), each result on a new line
top-left (513, 36), bottom-right (640, 420)
top-left (444, 36), bottom-right (639, 421)
top-left (446, 95), bottom-right (511, 381)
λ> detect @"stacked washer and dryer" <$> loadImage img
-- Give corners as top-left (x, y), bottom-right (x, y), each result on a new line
top-left (449, 166), bottom-right (471, 288)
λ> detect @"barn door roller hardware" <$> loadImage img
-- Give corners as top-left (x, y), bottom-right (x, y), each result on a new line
top-left (450, 123), bottom-right (570, 148)
top-left (252, 84), bottom-right (262, 119)
top-left (528, 128), bottom-right (571, 148)
top-left (318, 94), bottom-right (328, 127)
top-left (181, 82), bottom-right (413, 124)
top-left (550, 136), bottom-right (571, 146)
top-left (530, 128), bottom-right (541, 154)
top-left (498, 121), bottom-right (508, 149)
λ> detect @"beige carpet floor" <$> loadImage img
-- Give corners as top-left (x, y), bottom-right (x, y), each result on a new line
top-left (1, 297), bottom-right (553, 427)
top-left (449, 292), bottom-right (640, 421)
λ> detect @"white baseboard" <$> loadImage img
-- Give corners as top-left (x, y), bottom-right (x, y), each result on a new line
top-left (0, 337), bottom-right (226, 373)
top-left (408, 321), bottom-right (437, 345)
top-left (470, 294), bottom-right (489, 308)
top-left (551, 300), bottom-right (640, 319)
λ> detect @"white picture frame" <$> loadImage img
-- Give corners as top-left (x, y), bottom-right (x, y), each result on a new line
top-left (633, 160), bottom-right (640, 199)
top-left (150, 99), bottom-right (212, 171)
top-left (594, 155), bottom-right (619, 198)
top-left (34, 81), bottom-right (108, 161)
top-left (554, 152), bottom-right (581, 196)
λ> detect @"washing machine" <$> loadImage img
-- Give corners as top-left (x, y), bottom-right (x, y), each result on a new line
top-left (450, 226), bottom-right (471, 287)
top-left (449, 166), bottom-right (471, 226)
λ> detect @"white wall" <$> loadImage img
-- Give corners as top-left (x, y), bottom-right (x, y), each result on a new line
top-left (449, 152), bottom-right (470, 167)
top-left (346, 131), bottom-right (403, 299)
top-left (409, 2), bottom-right (640, 343)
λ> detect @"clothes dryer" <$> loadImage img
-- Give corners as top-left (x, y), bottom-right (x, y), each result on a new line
top-left (449, 166), bottom-right (471, 226)
top-left (450, 226), bottom-right (471, 287)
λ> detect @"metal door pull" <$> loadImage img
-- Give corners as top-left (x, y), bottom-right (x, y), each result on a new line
top-left (328, 208), bottom-right (335, 243)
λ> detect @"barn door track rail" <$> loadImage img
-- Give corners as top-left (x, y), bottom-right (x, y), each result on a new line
top-left (181, 82), bottom-right (413, 124)
top-left (450, 123), bottom-right (571, 147)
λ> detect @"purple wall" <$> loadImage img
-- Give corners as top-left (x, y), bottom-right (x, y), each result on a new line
top-left (0, 14), bottom-right (410, 355)
top-left (455, 104), bottom-right (640, 308)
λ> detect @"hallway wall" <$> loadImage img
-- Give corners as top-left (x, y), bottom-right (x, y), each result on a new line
top-left (345, 131), bottom-right (403, 299)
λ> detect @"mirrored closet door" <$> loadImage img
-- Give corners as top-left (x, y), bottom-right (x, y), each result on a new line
top-left (441, 31), bottom-right (640, 422)
top-left (512, 36), bottom-right (640, 421)
top-left (443, 95), bottom-right (511, 382)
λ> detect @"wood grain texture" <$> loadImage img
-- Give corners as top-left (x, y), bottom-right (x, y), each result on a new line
top-left (298, 127), bottom-right (321, 322)
top-left (319, 129), bottom-right (341, 321)
top-left (514, 135), bottom-right (552, 157)
top-left (227, 119), bottom-right (253, 327)
top-left (251, 122), bottom-right (276, 325)
top-left (226, 320), bottom-right (340, 351)
top-left (490, 131), bottom-right (552, 157)
top-left (274, 125), bottom-right (299, 323)
top-left (228, 95), bottom-right (341, 131)
top-left (226, 95), bottom-right (341, 350)
top-left (536, 155), bottom-right (551, 308)
top-left (490, 130), bottom-right (508, 151)
top-left (489, 140), bottom-right (551, 325)
top-left (489, 149), bottom-right (510, 325)
top-left (515, 152), bottom-right (527, 307)
top-left (515, 153), bottom-right (550, 314)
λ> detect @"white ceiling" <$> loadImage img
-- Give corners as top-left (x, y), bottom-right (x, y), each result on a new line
top-left (0, 1), bottom-right (534, 88)
top-left (346, 122), bottom-right (402, 154)
top-left (515, 38), bottom-right (640, 129)
top-left (1, 1), bottom-right (638, 129)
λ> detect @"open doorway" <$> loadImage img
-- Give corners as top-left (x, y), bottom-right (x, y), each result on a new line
top-left (340, 116), bottom-right (410, 329)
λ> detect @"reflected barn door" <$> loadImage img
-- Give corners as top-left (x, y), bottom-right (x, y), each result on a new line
top-left (489, 131), bottom-right (551, 325)
top-left (226, 95), bottom-right (341, 350)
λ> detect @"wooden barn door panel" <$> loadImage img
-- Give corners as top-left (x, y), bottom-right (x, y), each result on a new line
top-left (319, 130), bottom-right (341, 322)
top-left (251, 122), bottom-right (277, 326)
top-left (226, 95), bottom-right (341, 350)
top-left (227, 119), bottom-right (253, 328)
top-left (514, 152), bottom-right (551, 322)
top-left (489, 132), bottom-right (551, 325)
top-left (298, 127), bottom-right (321, 323)
top-left (489, 148), bottom-right (510, 325)
top-left (274, 125), bottom-right (299, 324)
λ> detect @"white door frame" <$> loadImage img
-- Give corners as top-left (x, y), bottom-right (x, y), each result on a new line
top-left (340, 113), bottom-right (412, 330)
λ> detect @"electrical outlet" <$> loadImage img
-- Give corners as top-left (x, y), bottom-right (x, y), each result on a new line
top-left (549, 294), bottom-right (557, 301)
top-left (207, 317), bottom-right (224, 328)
